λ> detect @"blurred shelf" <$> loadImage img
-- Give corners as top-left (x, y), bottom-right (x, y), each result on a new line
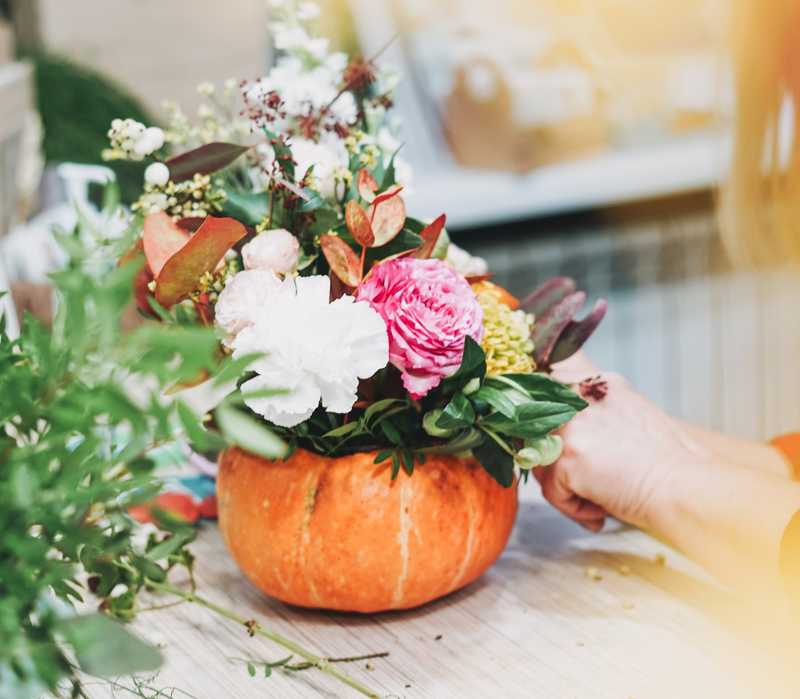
top-left (348, 0), bottom-right (726, 230)
top-left (404, 135), bottom-right (723, 230)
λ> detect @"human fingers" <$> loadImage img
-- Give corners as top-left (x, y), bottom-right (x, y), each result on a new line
top-left (535, 465), bottom-right (608, 525)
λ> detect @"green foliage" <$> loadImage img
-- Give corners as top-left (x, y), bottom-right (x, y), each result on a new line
top-left (266, 335), bottom-right (586, 488)
top-left (0, 189), bottom-right (276, 698)
top-left (28, 53), bottom-right (157, 204)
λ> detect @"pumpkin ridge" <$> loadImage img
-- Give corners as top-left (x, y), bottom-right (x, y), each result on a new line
top-left (391, 480), bottom-right (412, 609)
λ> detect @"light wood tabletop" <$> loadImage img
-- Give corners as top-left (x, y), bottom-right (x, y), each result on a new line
top-left (82, 492), bottom-right (800, 699)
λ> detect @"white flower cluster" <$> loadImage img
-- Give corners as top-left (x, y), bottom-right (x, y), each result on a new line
top-left (224, 273), bottom-right (388, 427)
top-left (254, 136), bottom-right (348, 199)
top-left (106, 119), bottom-right (165, 161)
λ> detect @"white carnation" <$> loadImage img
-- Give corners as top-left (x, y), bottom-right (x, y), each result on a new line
top-left (231, 276), bottom-right (389, 427)
top-left (214, 269), bottom-right (282, 343)
top-left (242, 229), bottom-right (300, 276)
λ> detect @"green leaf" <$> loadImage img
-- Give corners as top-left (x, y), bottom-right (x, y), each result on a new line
top-left (177, 401), bottom-right (209, 452)
top-left (473, 436), bottom-right (515, 488)
top-left (401, 446), bottom-right (415, 475)
top-left (61, 614), bottom-right (162, 676)
top-left (391, 451), bottom-right (400, 479)
top-left (364, 398), bottom-right (399, 423)
top-left (322, 421), bottom-right (358, 438)
top-left (221, 191), bottom-right (270, 227)
top-left (264, 663), bottom-right (272, 678)
top-left (436, 392), bottom-right (476, 431)
top-left (380, 420), bottom-right (402, 445)
top-left (495, 374), bottom-right (588, 411)
top-left (213, 353), bottom-right (262, 386)
top-left (482, 402), bottom-right (576, 439)
top-left (472, 386), bottom-right (516, 419)
top-left (165, 141), bottom-right (251, 183)
top-left (215, 403), bottom-right (286, 459)
top-left (419, 427), bottom-right (486, 455)
top-left (447, 336), bottom-right (487, 388)
top-left (374, 449), bottom-right (394, 464)
top-left (248, 661), bottom-right (256, 677)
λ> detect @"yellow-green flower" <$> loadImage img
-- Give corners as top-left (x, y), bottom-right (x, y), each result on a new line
top-left (477, 291), bottom-right (535, 375)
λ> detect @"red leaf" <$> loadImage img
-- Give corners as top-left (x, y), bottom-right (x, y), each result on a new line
top-left (320, 234), bottom-right (362, 287)
top-left (465, 273), bottom-right (495, 285)
top-left (165, 142), bottom-right (252, 183)
top-left (345, 200), bottom-right (375, 248)
top-left (156, 217), bottom-right (248, 307)
top-left (412, 214), bottom-right (446, 259)
top-left (357, 168), bottom-right (378, 202)
top-left (176, 217), bottom-right (207, 233)
top-left (142, 212), bottom-right (191, 278)
top-left (329, 270), bottom-right (355, 301)
top-left (366, 194), bottom-right (406, 246)
top-left (371, 185), bottom-right (403, 208)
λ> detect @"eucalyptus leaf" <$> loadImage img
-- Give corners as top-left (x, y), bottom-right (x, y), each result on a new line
top-left (60, 614), bottom-right (162, 676)
top-left (215, 403), bottom-right (286, 459)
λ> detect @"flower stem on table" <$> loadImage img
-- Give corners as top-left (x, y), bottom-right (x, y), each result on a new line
top-left (146, 581), bottom-right (389, 699)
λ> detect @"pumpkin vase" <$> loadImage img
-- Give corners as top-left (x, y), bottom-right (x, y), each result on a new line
top-left (217, 447), bottom-right (518, 613)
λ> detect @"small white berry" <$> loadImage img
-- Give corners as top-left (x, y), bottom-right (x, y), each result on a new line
top-left (145, 162), bottom-right (170, 187)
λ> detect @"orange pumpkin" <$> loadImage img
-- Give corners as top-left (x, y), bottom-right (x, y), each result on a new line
top-left (217, 447), bottom-right (518, 613)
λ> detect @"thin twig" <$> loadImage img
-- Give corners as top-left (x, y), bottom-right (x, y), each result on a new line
top-left (147, 581), bottom-right (388, 699)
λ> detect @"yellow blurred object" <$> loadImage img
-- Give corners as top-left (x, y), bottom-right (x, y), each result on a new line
top-left (476, 291), bottom-right (535, 376)
top-left (719, 0), bottom-right (800, 267)
top-left (399, 0), bottom-right (721, 170)
top-left (471, 280), bottom-right (521, 310)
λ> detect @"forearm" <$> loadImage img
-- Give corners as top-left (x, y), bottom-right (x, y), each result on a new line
top-left (677, 419), bottom-right (794, 478)
top-left (651, 456), bottom-right (800, 619)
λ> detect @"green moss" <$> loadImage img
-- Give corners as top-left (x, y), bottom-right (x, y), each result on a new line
top-left (28, 53), bottom-right (157, 204)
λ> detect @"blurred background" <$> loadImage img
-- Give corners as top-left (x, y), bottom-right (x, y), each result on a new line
top-left (1, 0), bottom-right (798, 443)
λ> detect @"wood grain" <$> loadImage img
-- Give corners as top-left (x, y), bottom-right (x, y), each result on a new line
top-left (82, 497), bottom-right (800, 699)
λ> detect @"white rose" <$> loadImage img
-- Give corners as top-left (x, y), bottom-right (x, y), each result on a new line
top-left (446, 242), bottom-right (489, 277)
top-left (242, 229), bottom-right (300, 276)
top-left (214, 269), bottom-right (282, 343)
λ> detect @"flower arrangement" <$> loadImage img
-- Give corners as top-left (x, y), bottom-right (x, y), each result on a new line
top-left (106, 0), bottom-right (608, 489)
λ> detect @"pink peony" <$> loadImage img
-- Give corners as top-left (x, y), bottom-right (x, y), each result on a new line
top-left (357, 258), bottom-right (484, 399)
top-left (242, 229), bottom-right (300, 276)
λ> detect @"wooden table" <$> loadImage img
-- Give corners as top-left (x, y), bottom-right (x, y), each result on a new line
top-left (83, 493), bottom-right (800, 699)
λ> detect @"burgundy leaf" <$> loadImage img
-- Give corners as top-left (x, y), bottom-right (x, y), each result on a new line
top-left (531, 291), bottom-right (586, 368)
top-left (549, 299), bottom-right (609, 365)
top-left (519, 277), bottom-right (576, 318)
top-left (165, 142), bottom-right (252, 183)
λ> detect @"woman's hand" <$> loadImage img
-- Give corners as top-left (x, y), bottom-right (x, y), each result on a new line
top-left (534, 370), bottom-right (709, 531)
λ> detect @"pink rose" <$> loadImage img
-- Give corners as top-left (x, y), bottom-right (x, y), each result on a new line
top-left (242, 229), bottom-right (300, 275)
top-left (357, 258), bottom-right (484, 399)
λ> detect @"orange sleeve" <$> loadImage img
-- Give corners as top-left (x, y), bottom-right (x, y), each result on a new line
top-left (770, 433), bottom-right (800, 479)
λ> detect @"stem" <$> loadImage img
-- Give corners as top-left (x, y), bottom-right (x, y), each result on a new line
top-left (480, 426), bottom-right (517, 457)
top-left (147, 582), bottom-right (388, 699)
